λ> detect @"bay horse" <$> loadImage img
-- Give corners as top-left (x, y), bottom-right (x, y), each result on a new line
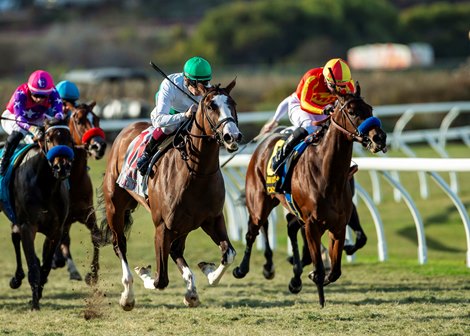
top-left (2, 118), bottom-right (74, 310)
top-left (102, 80), bottom-right (241, 310)
top-left (51, 101), bottom-right (106, 285)
top-left (232, 82), bottom-right (387, 307)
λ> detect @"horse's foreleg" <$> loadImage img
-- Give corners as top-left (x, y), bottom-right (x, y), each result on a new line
top-left (232, 216), bottom-right (261, 279)
top-left (40, 234), bottom-right (62, 300)
top-left (287, 216), bottom-right (303, 294)
top-left (20, 226), bottom-right (41, 310)
top-left (327, 229), bottom-right (345, 285)
top-left (304, 222), bottom-right (326, 308)
top-left (10, 225), bottom-right (25, 289)
top-left (170, 235), bottom-right (200, 307)
top-left (199, 217), bottom-right (236, 286)
top-left (343, 204), bottom-right (367, 255)
top-left (153, 222), bottom-right (171, 290)
top-left (55, 222), bottom-right (83, 282)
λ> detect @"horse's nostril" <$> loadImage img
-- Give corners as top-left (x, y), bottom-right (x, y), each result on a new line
top-left (223, 133), bottom-right (233, 143)
top-left (236, 133), bottom-right (243, 142)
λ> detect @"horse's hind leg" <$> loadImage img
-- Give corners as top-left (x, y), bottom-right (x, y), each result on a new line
top-left (83, 210), bottom-right (101, 286)
top-left (260, 221), bottom-right (275, 280)
top-left (105, 187), bottom-right (136, 311)
top-left (9, 225), bottom-right (25, 289)
top-left (199, 216), bottom-right (236, 286)
top-left (286, 215), bottom-right (303, 294)
top-left (169, 235), bottom-right (200, 307)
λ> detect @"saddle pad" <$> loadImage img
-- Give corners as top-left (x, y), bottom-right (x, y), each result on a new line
top-left (0, 144), bottom-right (35, 223)
top-left (116, 126), bottom-right (153, 197)
top-left (265, 139), bottom-right (285, 195)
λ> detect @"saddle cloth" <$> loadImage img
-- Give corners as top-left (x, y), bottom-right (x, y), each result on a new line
top-left (265, 138), bottom-right (311, 221)
top-left (116, 126), bottom-right (153, 197)
top-left (0, 144), bottom-right (35, 223)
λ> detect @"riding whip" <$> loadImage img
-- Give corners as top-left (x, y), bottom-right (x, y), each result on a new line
top-left (149, 61), bottom-right (198, 104)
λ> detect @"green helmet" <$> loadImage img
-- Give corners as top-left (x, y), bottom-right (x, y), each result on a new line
top-left (183, 56), bottom-right (212, 81)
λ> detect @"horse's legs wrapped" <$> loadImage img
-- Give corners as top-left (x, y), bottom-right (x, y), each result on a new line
top-left (199, 216), bottom-right (236, 286)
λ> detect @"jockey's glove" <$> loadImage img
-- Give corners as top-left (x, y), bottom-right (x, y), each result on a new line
top-left (322, 104), bottom-right (334, 115)
top-left (54, 112), bottom-right (64, 120)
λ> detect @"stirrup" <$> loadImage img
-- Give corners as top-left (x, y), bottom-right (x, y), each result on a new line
top-left (137, 154), bottom-right (150, 175)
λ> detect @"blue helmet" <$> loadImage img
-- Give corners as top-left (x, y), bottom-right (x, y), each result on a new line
top-left (56, 80), bottom-right (80, 101)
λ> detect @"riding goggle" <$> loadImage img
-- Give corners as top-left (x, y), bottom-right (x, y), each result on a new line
top-left (188, 79), bottom-right (211, 88)
top-left (32, 93), bottom-right (49, 99)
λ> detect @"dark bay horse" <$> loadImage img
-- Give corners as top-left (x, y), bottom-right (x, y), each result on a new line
top-left (232, 83), bottom-right (387, 307)
top-left (2, 119), bottom-right (74, 310)
top-left (52, 101), bottom-right (106, 285)
top-left (102, 80), bottom-right (241, 309)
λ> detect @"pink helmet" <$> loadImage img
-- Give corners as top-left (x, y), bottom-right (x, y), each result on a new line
top-left (27, 70), bottom-right (55, 95)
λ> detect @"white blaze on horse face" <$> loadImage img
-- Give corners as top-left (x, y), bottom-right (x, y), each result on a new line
top-left (213, 95), bottom-right (240, 140)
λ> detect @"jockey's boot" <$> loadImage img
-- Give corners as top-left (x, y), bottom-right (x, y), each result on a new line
top-left (0, 131), bottom-right (23, 176)
top-left (137, 136), bottom-right (159, 176)
top-left (271, 127), bottom-right (308, 173)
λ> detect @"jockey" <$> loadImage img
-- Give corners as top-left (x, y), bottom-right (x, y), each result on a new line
top-left (261, 58), bottom-right (355, 171)
top-left (56, 80), bottom-right (80, 111)
top-left (0, 70), bottom-right (64, 175)
top-left (136, 56), bottom-right (212, 175)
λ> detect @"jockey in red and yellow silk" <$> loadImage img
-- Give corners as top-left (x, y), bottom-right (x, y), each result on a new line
top-left (295, 60), bottom-right (355, 115)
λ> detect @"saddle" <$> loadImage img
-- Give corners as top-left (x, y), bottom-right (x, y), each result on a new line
top-left (0, 144), bottom-right (36, 222)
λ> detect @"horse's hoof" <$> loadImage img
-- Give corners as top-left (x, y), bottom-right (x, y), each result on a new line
top-left (288, 278), bottom-right (302, 294)
top-left (343, 244), bottom-right (356, 256)
top-left (69, 271), bottom-right (83, 281)
top-left (198, 262), bottom-right (216, 276)
top-left (9, 277), bottom-right (22, 289)
top-left (85, 273), bottom-right (98, 286)
top-left (308, 271), bottom-right (315, 282)
top-left (120, 299), bottom-right (135, 311)
top-left (262, 265), bottom-right (275, 280)
top-left (232, 267), bottom-right (247, 279)
top-left (183, 292), bottom-right (200, 308)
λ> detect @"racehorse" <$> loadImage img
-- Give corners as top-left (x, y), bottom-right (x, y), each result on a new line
top-left (2, 118), bottom-right (74, 310)
top-left (101, 80), bottom-right (241, 310)
top-left (232, 82), bottom-right (387, 307)
top-left (51, 101), bottom-right (106, 285)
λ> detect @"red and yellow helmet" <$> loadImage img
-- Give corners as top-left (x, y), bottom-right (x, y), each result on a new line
top-left (322, 58), bottom-right (354, 94)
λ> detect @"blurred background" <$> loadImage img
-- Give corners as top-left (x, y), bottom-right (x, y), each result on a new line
top-left (0, 0), bottom-right (469, 123)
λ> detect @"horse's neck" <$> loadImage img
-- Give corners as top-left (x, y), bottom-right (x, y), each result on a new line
top-left (185, 116), bottom-right (220, 175)
top-left (68, 121), bottom-right (83, 145)
top-left (314, 126), bottom-right (354, 180)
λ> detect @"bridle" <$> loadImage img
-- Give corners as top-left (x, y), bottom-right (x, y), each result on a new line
top-left (329, 95), bottom-right (381, 148)
top-left (183, 87), bottom-right (238, 146)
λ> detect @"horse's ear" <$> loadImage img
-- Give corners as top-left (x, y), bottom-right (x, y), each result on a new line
top-left (89, 101), bottom-right (96, 109)
top-left (226, 77), bottom-right (237, 94)
top-left (355, 81), bottom-right (361, 97)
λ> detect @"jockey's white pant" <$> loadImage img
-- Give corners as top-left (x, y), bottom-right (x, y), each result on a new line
top-left (276, 94), bottom-right (326, 134)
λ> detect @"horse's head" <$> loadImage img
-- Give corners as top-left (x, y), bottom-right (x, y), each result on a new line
top-left (331, 82), bottom-right (387, 154)
top-left (39, 119), bottom-right (75, 180)
top-left (67, 101), bottom-right (107, 159)
top-left (197, 79), bottom-right (242, 152)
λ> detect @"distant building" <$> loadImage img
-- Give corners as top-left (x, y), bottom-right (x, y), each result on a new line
top-left (347, 43), bottom-right (434, 70)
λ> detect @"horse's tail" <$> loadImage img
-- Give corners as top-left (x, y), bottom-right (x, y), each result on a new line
top-left (95, 178), bottom-right (133, 246)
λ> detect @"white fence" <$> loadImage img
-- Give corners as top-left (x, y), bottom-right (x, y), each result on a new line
top-left (218, 101), bottom-right (470, 268)
top-left (221, 155), bottom-right (470, 268)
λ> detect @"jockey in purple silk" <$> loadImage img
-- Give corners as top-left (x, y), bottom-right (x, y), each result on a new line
top-left (0, 70), bottom-right (64, 175)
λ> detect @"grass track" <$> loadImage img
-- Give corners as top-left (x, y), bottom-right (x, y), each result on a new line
top-left (0, 144), bottom-right (468, 335)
